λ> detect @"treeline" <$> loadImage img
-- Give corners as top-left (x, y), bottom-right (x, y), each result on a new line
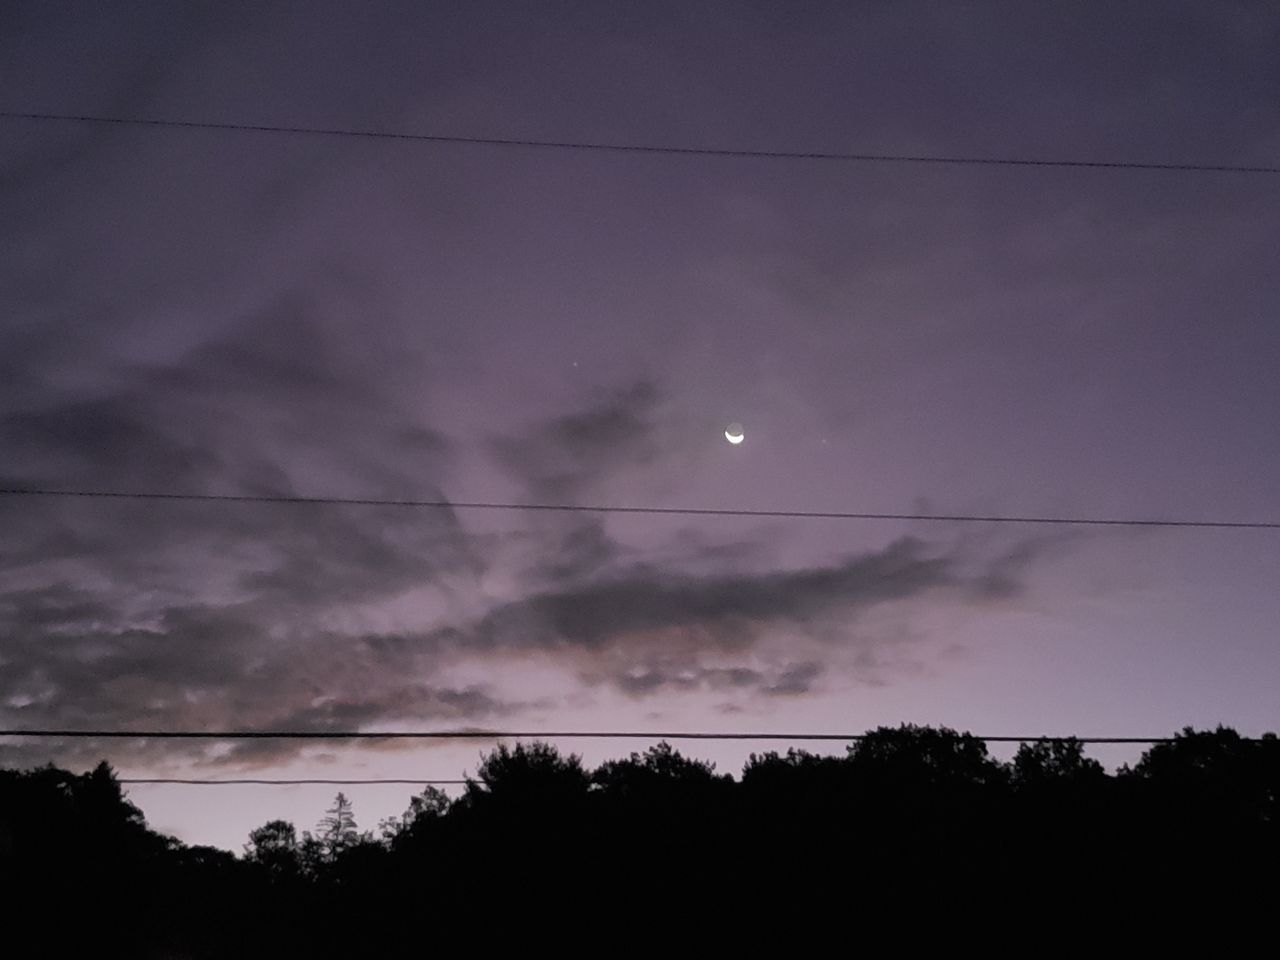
top-left (2, 725), bottom-right (1277, 954)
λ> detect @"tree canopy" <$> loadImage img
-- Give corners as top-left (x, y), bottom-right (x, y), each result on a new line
top-left (3, 725), bottom-right (1277, 952)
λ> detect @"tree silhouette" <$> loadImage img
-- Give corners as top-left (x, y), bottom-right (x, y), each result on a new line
top-left (378, 785), bottom-right (451, 845)
top-left (5, 725), bottom-right (1280, 947)
top-left (467, 741), bottom-right (590, 801)
top-left (447, 742), bottom-right (593, 900)
top-left (594, 741), bottom-right (727, 791)
top-left (847, 723), bottom-right (1006, 790)
top-left (316, 792), bottom-right (360, 860)
top-left (1012, 737), bottom-right (1105, 787)
top-left (1130, 727), bottom-right (1280, 843)
top-left (245, 818), bottom-right (301, 878)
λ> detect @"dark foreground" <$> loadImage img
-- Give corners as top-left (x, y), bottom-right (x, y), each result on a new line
top-left (2, 725), bottom-right (1277, 955)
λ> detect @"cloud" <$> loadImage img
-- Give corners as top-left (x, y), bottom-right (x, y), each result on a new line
top-left (0, 509), bottom-right (1055, 770)
top-left (448, 530), bottom-right (1046, 701)
top-left (490, 380), bottom-right (663, 499)
top-left (0, 294), bottom-right (488, 770)
top-left (612, 664), bottom-right (763, 697)
top-left (0, 361), bottom-right (1064, 774)
top-left (0, 589), bottom-right (534, 769)
top-left (476, 535), bottom-right (952, 653)
top-left (487, 380), bottom-right (688, 593)
top-left (607, 661), bottom-right (825, 699)
top-left (762, 661), bottom-right (826, 697)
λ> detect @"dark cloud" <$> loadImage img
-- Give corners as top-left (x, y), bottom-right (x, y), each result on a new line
top-left (0, 591), bottom-right (532, 769)
top-left (491, 381), bottom-right (662, 499)
top-left (489, 381), bottom-right (683, 592)
top-left (762, 661), bottom-right (825, 697)
top-left (613, 665), bottom-right (763, 697)
top-left (0, 316), bottom-right (1065, 776)
top-left (455, 532), bottom-right (1048, 700)
top-left (965, 533), bottom-right (1069, 602)
top-left (536, 518), bottom-right (624, 584)
top-left (0, 294), bottom-right (488, 772)
top-left (477, 536), bottom-right (954, 653)
top-left (0, 583), bottom-right (119, 630)
top-left (0, 346), bottom-right (1064, 772)
top-left (0, 509), bottom-right (1054, 769)
top-left (0, 395), bottom-right (222, 488)
top-left (606, 661), bottom-right (824, 699)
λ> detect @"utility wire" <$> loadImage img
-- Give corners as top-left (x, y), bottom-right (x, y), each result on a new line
top-left (1, 487), bottom-right (1277, 530)
top-left (120, 778), bottom-right (468, 786)
top-left (0, 729), bottom-right (1208, 743)
top-left (3, 110), bottom-right (1278, 175)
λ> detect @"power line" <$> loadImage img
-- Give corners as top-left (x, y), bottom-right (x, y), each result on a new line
top-left (121, 778), bottom-right (467, 786)
top-left (3, 110), bottom-right (1278, 176)
top-left (0, 729), bottom-right (1203, 743)
top-left (2, 487), bottom-right (1278, 530)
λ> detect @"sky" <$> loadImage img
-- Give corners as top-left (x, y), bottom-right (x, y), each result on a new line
top-left (2, 0), bottom-right (1279, 852)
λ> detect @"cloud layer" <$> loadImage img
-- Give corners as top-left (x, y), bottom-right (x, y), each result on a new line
top-left (7, 1), bottom-right (1278, 781)
top-left (0, 361), bottom-right (1052, 770)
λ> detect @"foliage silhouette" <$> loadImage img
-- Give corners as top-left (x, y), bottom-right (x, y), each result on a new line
top-left (244, 818), bottom-right (301, 879)
top-left (315, 791), bottom-right (361, 860)
top-left (4, 724), bottom-right (1279, 952)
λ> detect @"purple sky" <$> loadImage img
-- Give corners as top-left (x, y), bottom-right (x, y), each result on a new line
top-left (3, 1), bottom-right (1279, 852)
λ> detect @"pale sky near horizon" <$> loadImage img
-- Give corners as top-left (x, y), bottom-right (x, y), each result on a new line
top-left (2, 0), bottom-right (1278, 851)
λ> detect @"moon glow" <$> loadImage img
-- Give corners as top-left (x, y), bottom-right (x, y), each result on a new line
top-left (725, 423), bottom-right (745, 444)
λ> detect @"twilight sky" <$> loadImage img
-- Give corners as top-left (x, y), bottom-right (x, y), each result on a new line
top-left (2, 1), bottom-right (1279, 851)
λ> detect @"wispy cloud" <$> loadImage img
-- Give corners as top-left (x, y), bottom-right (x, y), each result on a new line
top-left (1, 372), bottom-right (1062, 771)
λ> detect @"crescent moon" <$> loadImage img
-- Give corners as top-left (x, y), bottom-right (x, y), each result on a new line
top-left (725, 424), bottom-right (744, 444)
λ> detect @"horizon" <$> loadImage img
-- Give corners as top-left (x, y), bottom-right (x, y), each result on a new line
top-left (8, 724), bottom-right (1273, 852)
